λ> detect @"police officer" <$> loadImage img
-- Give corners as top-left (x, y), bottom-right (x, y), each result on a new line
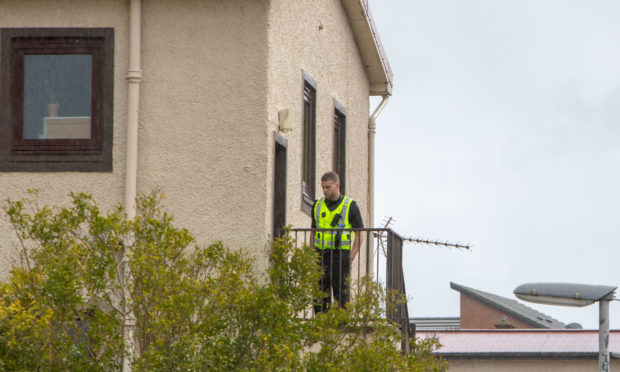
top-left (312, 171), bottom-right (364, 313)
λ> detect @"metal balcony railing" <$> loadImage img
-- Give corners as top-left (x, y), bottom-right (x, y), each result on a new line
top-left (279, 227), bottom-right (411, 353)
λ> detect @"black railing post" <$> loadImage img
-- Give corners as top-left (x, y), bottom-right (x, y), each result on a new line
top-left (386, 230), bottom-right (409, 353)
top-left (366, 229), bottom-right (371, 280)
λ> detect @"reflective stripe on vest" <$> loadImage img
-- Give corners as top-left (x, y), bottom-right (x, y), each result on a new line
top-left (314, 196), bottom-right (353, 250)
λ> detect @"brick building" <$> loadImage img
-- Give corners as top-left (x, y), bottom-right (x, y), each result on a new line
top-left (451, 282), bottom-right (570, 329)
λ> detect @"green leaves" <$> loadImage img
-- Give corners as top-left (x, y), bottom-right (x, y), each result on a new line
top-left (1, 191), bottom-right (445, 371)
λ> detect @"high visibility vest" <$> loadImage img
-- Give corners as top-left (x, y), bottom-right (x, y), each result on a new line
top-left (314, 196), bottom-right (353, 250)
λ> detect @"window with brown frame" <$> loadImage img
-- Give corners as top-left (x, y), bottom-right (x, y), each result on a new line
top-left (333, 100), bottom-right (346, 195)
top-left (0, 28), bottom-right (114, 172)
top-left (301, 71), bottom-right (316, 214)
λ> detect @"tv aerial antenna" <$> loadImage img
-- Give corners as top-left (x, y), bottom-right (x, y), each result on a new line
top-left (375, 216), bottom-right (471, 258)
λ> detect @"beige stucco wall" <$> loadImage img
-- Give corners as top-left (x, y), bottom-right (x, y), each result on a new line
top-left (0, 0), bottom-right (273, 273)
top-left (445, 358), bottom-right (619, 372)
top-left (137, 0), bottom-right (272, 270)
top-left (0, 0), bottom-right (129, 275)
top-left (0, 0), bottom-right (376, 277)
top-left (265, 0), bottom-right (371, 234)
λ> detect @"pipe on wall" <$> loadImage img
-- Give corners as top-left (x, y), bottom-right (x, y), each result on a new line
top-left (122, 1), bottom-right (142, 371)
top-left (124, 0), bottom-right (143, 219)
top-left (368, 95), bottom-right (389, 231)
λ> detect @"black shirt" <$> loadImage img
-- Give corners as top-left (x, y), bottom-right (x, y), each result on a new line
top-left (311, 195), bottom-right (364, 229)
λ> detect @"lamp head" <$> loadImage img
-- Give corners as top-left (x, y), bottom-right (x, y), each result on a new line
top-left (514, 283), bottom-right (616, 307)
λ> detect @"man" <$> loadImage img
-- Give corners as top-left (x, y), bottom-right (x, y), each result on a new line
top-left (311, 171), bottom-right (364, 313)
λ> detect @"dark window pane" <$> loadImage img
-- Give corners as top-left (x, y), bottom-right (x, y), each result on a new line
top-left (0, 27), bottom-right (114, 172)
top-left (302, 82), bottom-right (315, 202)
top-left (333, 108), bottom-right (346, 194)
top-left (23, 54), bottom-right (92, 139)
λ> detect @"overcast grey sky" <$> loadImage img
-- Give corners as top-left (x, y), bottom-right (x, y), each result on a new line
top-left (371, 0), bottom-right (620, 329)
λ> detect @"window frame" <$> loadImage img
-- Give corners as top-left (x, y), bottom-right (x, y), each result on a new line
top-left (0, 28), bottom-right (114, 172)
top-left (301, 70), bottom-right (317, 215)
top-left (333, 99), bottom-right (346, 195)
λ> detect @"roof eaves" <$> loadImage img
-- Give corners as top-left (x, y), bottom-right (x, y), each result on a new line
top-left (437, 352), bottom-right (601, 360)
top-left (340, 0), bottom-right (393, 96)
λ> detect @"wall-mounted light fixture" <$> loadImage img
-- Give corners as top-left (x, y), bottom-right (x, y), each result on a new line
top-left (278, 109), bottom-right (293, 132)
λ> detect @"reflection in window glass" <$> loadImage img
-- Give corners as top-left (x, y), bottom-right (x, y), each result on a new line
top-left (23, 54), bottom-right (92, 139)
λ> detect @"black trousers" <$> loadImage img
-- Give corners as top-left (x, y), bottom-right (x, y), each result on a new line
top-left (314, 248), bottom-right (350, 314)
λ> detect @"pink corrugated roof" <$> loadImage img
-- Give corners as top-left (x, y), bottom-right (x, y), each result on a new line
top-left (417, 330), bottom-right (620, 354)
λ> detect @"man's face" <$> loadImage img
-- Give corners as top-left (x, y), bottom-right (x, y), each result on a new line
top-left (321, 180), bottom-right (340, 201)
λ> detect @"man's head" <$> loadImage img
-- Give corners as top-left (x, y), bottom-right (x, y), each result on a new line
top-left (320, 171), bottom-right (341, 201)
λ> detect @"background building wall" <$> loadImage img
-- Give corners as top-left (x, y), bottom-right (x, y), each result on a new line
top-left (460, 294), bottom-right (536, 329)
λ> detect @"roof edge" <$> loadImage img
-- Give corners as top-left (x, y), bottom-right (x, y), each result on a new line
top-left (436, 352), bottom-right (602, 360)
top-left (341, 0), bottom-right (393, 96)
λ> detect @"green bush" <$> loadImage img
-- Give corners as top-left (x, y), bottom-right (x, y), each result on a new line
top-left (1, 190), bottom-right (445, 371)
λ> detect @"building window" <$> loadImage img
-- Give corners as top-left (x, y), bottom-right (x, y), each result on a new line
top-left (0, 28), bottom-right (114, 172)
top-left (301, 71), bottom-right (316, 214)
top-left (333, 100), bottom-right (346, 195)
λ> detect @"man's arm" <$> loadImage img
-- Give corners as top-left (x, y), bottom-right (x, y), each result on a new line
top-left (349, 201), bottom-right (364, 263)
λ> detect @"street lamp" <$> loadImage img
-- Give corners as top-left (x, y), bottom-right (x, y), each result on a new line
top-left (514, 282), bottom-right (617, 372)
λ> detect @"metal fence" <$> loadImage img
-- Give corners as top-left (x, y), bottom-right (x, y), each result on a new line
top-left (280, 227), bottom-right (411, 353)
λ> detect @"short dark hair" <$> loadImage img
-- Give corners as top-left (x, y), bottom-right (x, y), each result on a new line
top-left (321, 171), bottom-right (340, 184)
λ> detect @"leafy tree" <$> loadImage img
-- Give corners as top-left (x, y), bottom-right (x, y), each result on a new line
top-left (0, 190), bottom-right (445, 371)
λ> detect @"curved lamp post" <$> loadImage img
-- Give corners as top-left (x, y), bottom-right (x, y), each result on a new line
top-left (514, 283), bottom-right (617, 372)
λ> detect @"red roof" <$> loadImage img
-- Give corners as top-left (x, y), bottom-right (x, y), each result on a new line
top-left (418, 330), bottom-right (620, 356)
